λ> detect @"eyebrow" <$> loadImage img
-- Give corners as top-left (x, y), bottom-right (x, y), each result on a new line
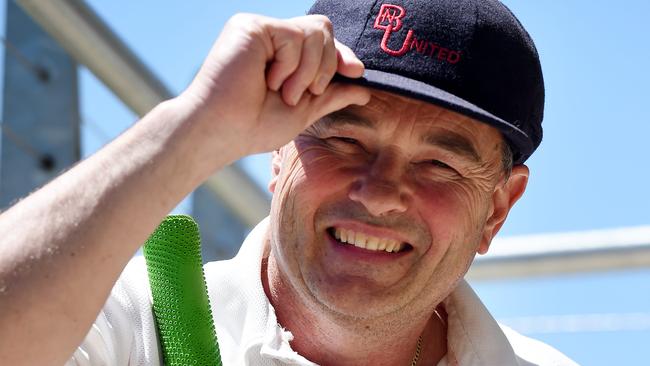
top-left (317, 110), bottom-right (482, 163)
top-left (421, 132), bottom-right (481, 163)
top-left (318, 110), bottom-right (374, 130)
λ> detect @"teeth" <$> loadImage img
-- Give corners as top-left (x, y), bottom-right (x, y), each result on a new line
top-left (385, 240), bottom-right (396, 252)
top-left (333, 228), bottom-right (404, 253)
top-left (366, 237), bottom-right (379, 250)
top-left (354, 232), bottom-right (367, 248)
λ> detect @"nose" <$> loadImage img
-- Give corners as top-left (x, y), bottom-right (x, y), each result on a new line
top-left (348, 152), bottom-right (410, 217)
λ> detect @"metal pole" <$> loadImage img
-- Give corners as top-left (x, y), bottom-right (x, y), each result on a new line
top-left (468, 225), bottom-right (650, 280)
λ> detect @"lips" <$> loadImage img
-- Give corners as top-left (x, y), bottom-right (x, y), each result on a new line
top-left (327, 227), bottom-right (412, 253)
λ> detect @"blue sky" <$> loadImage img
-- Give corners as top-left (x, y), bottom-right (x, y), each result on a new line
top-left (5, 0), bottom-right (649, 364)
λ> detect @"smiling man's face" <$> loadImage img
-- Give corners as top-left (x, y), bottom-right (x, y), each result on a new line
top-left (268, 90), bottom-right (523, 320)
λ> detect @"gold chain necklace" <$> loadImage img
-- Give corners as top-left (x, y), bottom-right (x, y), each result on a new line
top-left (410, 335), bottom-right (423, 366)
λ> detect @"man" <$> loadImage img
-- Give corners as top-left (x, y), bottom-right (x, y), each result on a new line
top-left (0, 0), bottom-right (577, 365)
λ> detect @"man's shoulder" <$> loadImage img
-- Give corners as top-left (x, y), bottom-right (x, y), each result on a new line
top-left (110, 256), bottom-right (152, 308)
top-left (499, 324), bottom-right (579, 366)
top-left (203, 257), bottom-right (240, 285)
top-left (202, 256), bottom-right (253, 308)
top-left (68, 256), bottom-right (162, 366)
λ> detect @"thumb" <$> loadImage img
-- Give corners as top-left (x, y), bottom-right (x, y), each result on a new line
top-left (304, 83), bottom-right (371, 127)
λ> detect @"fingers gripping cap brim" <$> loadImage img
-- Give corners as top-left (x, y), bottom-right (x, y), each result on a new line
top-left (334, 69), bottom-right (535, 165)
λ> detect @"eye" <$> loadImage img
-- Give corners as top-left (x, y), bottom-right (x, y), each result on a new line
top-left (417, 159), bottom-right (459, 176)
top-left (325, 136), bottom-right (364, 149)
top-left (427, 159), bottom-right (452, 170)
top-left (331, 136), bottom-right (359, 145)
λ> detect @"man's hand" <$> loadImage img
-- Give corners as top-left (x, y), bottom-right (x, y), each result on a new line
top-left (180, 14), bottom-right (371, 163)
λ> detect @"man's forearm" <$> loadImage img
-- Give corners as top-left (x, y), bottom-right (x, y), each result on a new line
top-left (0, 97), bottom-right (223, 365)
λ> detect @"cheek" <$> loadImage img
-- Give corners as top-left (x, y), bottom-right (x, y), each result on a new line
top-left (272, 143), bottom-right (358, 238)
top-left (413, 179), bottom-right (491, 242)
top-left (412, 182), bottom-right (489, 298)
top-left (288, 143), bottom-right (360, 199)
top-left (270, 144), bottom-right (363, 281)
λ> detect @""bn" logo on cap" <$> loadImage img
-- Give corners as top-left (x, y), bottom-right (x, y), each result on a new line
top-left (372, 3), bottom-right (462, 64)
top-left (373, 4), bottom-right (414, 56)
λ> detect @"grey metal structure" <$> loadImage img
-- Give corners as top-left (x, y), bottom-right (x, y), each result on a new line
top-left (469, 225), bottom-right (650, 280)
top-left (1, 1), bottom-right (79, 207)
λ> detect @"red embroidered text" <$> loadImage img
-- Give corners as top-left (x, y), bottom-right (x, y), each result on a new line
top-left (373, 3), bottom-right (462, 64)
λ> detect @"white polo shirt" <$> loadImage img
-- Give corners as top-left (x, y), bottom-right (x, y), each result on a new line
top-left (68, 218), bottom-right (578, 366)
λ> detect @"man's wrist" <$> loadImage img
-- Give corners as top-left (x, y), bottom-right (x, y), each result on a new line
top-left (159, 93), bottom-right (243, 177)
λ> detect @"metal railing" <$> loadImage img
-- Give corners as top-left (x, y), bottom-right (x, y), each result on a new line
top-left (469, 225), bottom-right (650, 280)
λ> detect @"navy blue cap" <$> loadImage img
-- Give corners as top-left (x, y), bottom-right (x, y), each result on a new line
top-left (308, 0), bottom-right (544, 164)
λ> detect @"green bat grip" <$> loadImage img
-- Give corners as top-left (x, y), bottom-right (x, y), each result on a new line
top-left (143, 215), bottom-right (222, 366)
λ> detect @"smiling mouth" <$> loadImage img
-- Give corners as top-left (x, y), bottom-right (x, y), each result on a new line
top-left (327, 227), bottom-right (413, 253)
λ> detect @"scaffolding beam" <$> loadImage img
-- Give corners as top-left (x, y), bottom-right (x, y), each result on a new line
top-left (468, 225), bottom-right (650, 280)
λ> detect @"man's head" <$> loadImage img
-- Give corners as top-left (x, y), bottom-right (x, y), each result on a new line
top-left (268, 89), bottom-right (529, 322)
top-left (266, 0), bottom-right (542, 322)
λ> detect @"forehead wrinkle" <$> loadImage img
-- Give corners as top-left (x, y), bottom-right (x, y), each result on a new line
top-left (414, 107), bottom-right (499, 164)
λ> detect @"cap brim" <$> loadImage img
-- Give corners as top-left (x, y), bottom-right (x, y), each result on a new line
top-left (334, 69), bottom-right (533, 164)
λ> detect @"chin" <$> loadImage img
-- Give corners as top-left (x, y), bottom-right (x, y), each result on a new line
top-left (302, 275), bottom-right (411, 320)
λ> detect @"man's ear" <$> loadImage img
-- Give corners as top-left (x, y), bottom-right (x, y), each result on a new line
top-left (268, 149), bottom-right (282, 194)
top-left (478, 165), bottom-right (529, 255)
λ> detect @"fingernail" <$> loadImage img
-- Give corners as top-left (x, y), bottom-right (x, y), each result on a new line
top-left (316, 75), bottom-right (329, 94)
top-left (289, 90), bottom-right (301, 106)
